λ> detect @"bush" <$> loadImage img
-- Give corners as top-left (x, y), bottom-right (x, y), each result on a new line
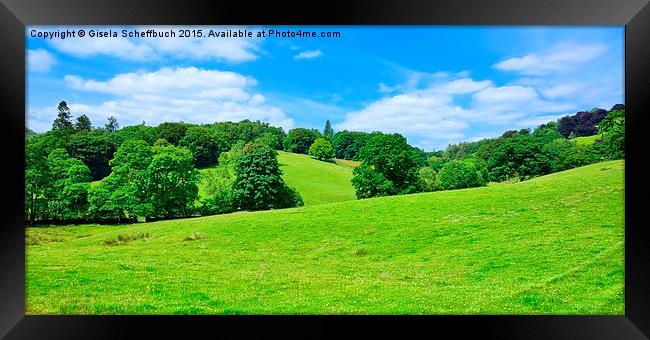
top-left (438, 160), bottom-right (485, 190)
top-left (309, 138), bottom-right (335, 161)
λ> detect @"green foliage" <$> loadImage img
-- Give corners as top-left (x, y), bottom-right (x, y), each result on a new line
top-left (156, 122), bottom-right (189, 146)
top-left (147, 144), bottom-right (200, 218)
top-left (532, 122), bottom-right (563, 144)
top-left (351, 164), bottom-right (395, 198)
top-left (352, 133), bottom-right (422, 198)
top-left (331, 130), bottom-right (371, 160)
top-left (543, 139), bottom-right (599, 172)
top-left (114, 125), bottom-right (157, 145)
top-left (232, 144), bottom-right (303, 211)
top-left (485, 134), bottom-right (551, 182)
top-left (46, 148), bottom-right (92, 220)
top-left (179, 126), bottom-right (220, 167)
top-left (308, 138), bottom-right (335, 161)
top-left (74, 114), bottom-right (92, 132)
top-left (284, 128), bottom-right (322, 154)
top-left (25, 140), bottom-right (52, 224)
top-left (52, 101), bottom-right (74, 132)
top-left (438, 159), bottom-right (486, 190)
top-left (197, 143), bottom-right (245, 215)
top-left (212, 120), bottom-right (285, 151)
top-left (428, 155), bottom-right (448, 172)
top-left (597, 109), bottom-right (624, 160)
top-left (104, 116), bottom-right (119, 133)
top-left (323, 120), bottom-right (334, 139)
top-left (66, 130), bottom-right (118, 180)
top-left (418, 166), bottom-right (441, 192)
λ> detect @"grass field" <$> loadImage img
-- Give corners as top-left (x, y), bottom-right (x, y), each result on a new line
top-left (277, 151), bottom-right (356, 206)
top-left (575, 134), bottom-right (601, 145)
top-left (198, 151), bottom-right (356, 206)
top-left (26, 160), bottom-right (624, 314)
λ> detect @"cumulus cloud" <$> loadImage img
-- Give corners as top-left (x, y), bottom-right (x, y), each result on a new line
top-left (39, 26), bottom-right (261, 63)
top-left (493, 43), bottom-right (607, 75)
top-left (29, 66), bottom-right (293, 132)
top-left (337, 75), bottom-right (580, 149)
top-left (27, 49), bottom-right (56, 73)
top-left (293, 49), bottom-right (323, 60)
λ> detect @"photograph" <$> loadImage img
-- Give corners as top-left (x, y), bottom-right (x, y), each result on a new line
top-left (24, 25), bottom-right (625, 315)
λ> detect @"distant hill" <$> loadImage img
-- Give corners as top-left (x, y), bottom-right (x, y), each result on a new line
top-left (25, 127), bottom-right (37, 139)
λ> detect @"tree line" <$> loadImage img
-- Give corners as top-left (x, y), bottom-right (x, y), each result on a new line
top-left (25, 101), bottom-right (625, 225)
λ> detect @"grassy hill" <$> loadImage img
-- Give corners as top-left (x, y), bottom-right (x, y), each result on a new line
top-left (575, 134), bottom-right (601, 145)
top-left (196, 151), bottom-right (357, 206)
top-left (26, 160), bottom-right (624, 314)
top-left (276, 151), bottom-right (356, 206)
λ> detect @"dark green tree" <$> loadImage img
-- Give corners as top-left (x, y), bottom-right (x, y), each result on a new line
top-left (52, 101), bottom-right (74, 132)
top-left (323, 120), bottom-right (334, 140)
top-left (156, 122), bottom-right (188, 146)
top-left (179, 126), bottom-right (220, 167)
top-left (232, 144), bottom-right (303, 211)
top-left (486, 133), bottom-right (552, 182)
top-left (74, 114), bottom-right (93, 132)
top-left (105, 116), bottom-right (119, 132)
top-left (351, 133), bottom-right (421, 198)
top-left (332, 131), bottom-right (371, 160)
top-left (284, 128), bottom-right (321, 154)
top-left (66, 130), bottom-right (118, 180)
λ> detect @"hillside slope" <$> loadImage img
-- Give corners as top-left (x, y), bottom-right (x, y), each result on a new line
top-left (26, 160), bottom-right (624, 314)
top-left (277, 151), bottom-right (356, 206)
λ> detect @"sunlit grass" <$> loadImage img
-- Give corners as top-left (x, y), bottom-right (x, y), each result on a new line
top-left (26, 160), bottom-right (624, 315)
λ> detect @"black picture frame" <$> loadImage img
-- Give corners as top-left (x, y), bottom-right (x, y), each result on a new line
top-left (1, 0), bottom-right (649, 338)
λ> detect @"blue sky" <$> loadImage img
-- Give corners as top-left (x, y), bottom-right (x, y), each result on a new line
top-left (27, 26), bottom-right (623, 150)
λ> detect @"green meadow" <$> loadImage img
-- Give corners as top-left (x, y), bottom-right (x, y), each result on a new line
top-left (26, 160), bottom-right (624, 314)
top-left (276, 151), bottom-right (357, 206)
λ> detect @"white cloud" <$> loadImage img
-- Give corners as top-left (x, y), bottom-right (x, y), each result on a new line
top-left (493, 43), bottom-right (607, 75)
top-left (41, 26), bottom-right (261, 63)
top-left (473, 85), bottom-right (538, 104)
top-left (29, 66), bottom-right (294, 132)
top-left (27, 49), bottom-right (56, 73)
top-left (540, 84), bottom-right (583, 99)
top-left (433, 78), bottom-right (493, 94)
top-left (337, 75), bottom-right (581, 148)
top-left (293, 49), bottom-right (323, 60)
